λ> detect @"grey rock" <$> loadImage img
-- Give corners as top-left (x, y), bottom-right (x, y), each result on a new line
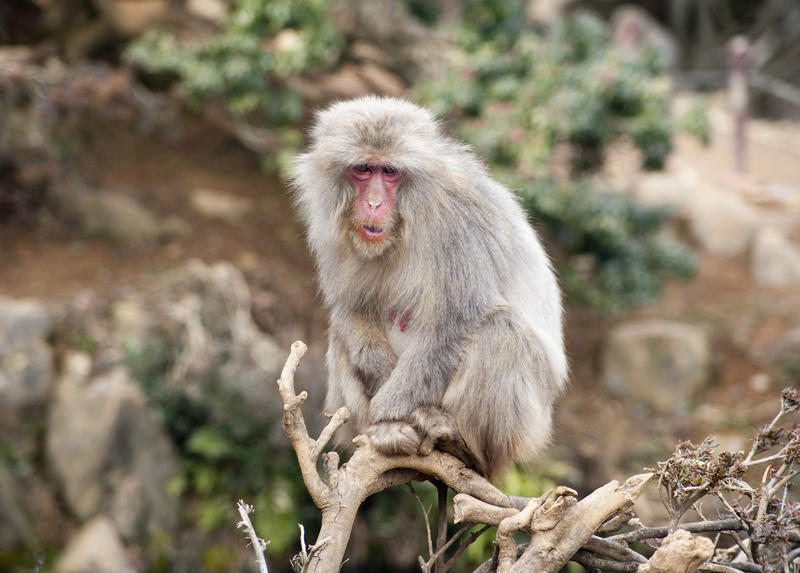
top-left (46, 353), bottom-right (177, 541)
top-left (189, 188), bottom-right (252, 223)
top-left (75, 190), bottom-right (162, 243)
top-left (634, 170), bottom-right (763, 257)
top-left (611, 5), bottom-right (677, 69)
top-left (0, 297), bottom-right (54, 457)
top-left (751, 228), bottom-right (800, 287)
top-left (0, 462), bottom-right (34, 549)
top-left (604, 320), bottom-right (712, 414)
top-left (635, 171), bottom-right (693, 211)
top-left (0, 297), bottom-right (52, 347)
top-left (55, 516), bottom-right (135, 573)
top-left (51, 178), bottom-right (166, 243)
top-left (154, 260), bottom-right (287, 425)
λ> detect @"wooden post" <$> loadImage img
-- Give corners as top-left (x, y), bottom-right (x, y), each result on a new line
top-left (728, 35), bottom-right (750, 174)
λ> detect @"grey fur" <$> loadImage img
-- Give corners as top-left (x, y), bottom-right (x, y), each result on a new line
top-left (291, 96), bottom-right (567, 481)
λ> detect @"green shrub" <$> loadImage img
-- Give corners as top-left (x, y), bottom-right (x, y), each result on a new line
top-left (125, 0), bottom-right (342, 158)
top-left (415, 9), bottom-right (699, 311)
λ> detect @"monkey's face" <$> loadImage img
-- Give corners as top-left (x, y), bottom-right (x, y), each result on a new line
top-left (346, 162), bottom-right (402, 258)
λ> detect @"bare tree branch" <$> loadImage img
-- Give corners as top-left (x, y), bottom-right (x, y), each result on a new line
top-left (271, 343), bottom-right (798, 573)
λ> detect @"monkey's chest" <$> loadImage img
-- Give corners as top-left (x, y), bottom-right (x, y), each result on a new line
top-left (384, 309), bottom-right (413, 356)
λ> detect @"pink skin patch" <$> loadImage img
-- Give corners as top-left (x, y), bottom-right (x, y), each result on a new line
top-left (388, 309), bottom-right (412, 332)
top-left (348, 163), bottom-right (401, 243)
top-left (399, 311), bottom-right (411, 332)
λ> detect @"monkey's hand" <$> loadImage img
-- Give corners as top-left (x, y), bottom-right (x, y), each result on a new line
top-left (410, 408), bottom-right (480, 471)
top-left (366, 421), bottom-right (421, 456)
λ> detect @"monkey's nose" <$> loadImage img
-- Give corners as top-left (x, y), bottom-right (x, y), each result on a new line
top-left (368, 200), bottom-right (381, 209)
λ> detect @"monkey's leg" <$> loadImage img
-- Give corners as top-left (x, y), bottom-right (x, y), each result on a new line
top-left (330, 309), bottom-right (397, 397)
top-left (325, 331), bottom-right (373, 448)
top-left (442, 307), bottom-right (558, 481)
top-left (327, 329), bottom-right (421, 455)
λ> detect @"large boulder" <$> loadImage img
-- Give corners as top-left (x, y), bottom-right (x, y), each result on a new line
top-left (119, 260), bottom-right (288, 428)
top-left (0, 297), bottom-right (53, 457)
top-left (603, 320), bottom-right (712, 414)
top-left (46, 353), bottom-right (178, 542)
top-left (685, 187), bottom-right (761, 256)
top-left (55, 516), bottom-right (135, 573)
top-left (751, 228), bottom-right (800, 287)
top-left (633, 169), bottom-right (762, 257)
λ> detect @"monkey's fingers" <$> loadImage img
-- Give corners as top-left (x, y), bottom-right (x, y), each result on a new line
top-left (410, 408), bottom-right (480, 469)
top-left (366, 421), bottom-right (421, 457)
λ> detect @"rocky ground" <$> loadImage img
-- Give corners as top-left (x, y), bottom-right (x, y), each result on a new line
top-left (1, 92), bottom-right (799, 571)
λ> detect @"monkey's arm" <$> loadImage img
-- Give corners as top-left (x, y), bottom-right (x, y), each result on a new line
top-left (368, 320), bottom-right (468, 422)
top-left (332, 308), bottom-right (397, 395)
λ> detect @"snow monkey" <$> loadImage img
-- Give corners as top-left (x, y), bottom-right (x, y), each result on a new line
top-left (291, 96), bottom-right (567, 481)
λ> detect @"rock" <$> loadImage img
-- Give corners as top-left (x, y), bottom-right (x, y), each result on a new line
top-left (751, 228), bottom-right (800, 287)
top-left (186, 0), bottom-right (226, 22)
top-left (0, 297), bottom-right (52, 347)
top-left (55, 516), bottom-right (135, 573)
top-left (189, 188), bottom-right (252, 223)
top-left (268, 29), bottom-right (303, 53)
top-left (0, 297), bottom-right (54, 457)
top-left (528, 0), bottom-right (576, 27)
top-left (634, 169), bottom-right (763, 256)
top-left (0, 462), bottom-right (35, 549)
top-left (77, 190), bottom-right (163, 243)
top-left (154, 261), bottom-right (287, 424)
top-left (92, 0), bottom-right (168, 37)
top-left (635, 171), bottom-right (694, 210)
top-left (686, 187), bottom-right (761, 256)
top-left (603, 320), bottom-right (712, 414)
top-left (46, 353), bottom-right (178, 541)
top-left (611, 5), bottom-right (677, 69)
top-left (51, 178), bottom-right (166, 244)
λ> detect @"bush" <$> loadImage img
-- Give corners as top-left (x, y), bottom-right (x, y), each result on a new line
top-left (414, 9), bottom-right (700, 311)
top-left (125, 0), bottom-right (342, 169)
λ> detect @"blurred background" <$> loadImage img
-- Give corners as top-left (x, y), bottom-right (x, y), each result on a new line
top-left (1, 0), bottom-right (799, 571)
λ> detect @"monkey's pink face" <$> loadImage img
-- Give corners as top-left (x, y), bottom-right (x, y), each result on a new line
top-left (347, 163), bottom-right (402, 253)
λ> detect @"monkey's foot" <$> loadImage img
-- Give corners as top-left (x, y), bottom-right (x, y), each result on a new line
top-left (410, 408), bottom-right (481, 470)
top-left (367, 421), bottom-right (421, 456)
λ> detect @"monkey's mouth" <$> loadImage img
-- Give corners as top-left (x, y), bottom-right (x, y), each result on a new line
top-left (358, 224), bottom-right (386, 241)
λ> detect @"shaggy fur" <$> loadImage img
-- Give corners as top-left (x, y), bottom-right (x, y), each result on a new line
top-left (291, 96), bottom-right (567, 481)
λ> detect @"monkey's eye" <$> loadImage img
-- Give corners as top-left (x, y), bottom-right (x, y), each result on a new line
top-left (383, 166), bottom-right (397, 175)
top-left (353, 164), bottom-right (370, 173)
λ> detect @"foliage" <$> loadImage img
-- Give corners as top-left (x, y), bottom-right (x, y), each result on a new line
top-left (124, 0), bottom-right (341, 167)
top-left (517, 178), bottom-right (696, 311)
top-left (652, 388), bottom-right (800, 571)
top-left (415, 9), bottom-right (700, 311)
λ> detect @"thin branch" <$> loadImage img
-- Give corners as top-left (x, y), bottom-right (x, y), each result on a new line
top-left (583, 535), bottom-right (647, 564)
top-left (409, 483), bottom-right (435, 568)
top-left (236, 500), bottom-right (269, 573)
top-left (443, 525), bottom-right (491, 570)
top-left (435, 481), bottom-right (448, 573)
top-left (572, 550), bottom-right (639, 572)
top-left (609, 519), bottom-right (746, 544)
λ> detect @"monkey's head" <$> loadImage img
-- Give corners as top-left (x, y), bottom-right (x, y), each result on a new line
top-left (292, 96), bottom-right (448, 259)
